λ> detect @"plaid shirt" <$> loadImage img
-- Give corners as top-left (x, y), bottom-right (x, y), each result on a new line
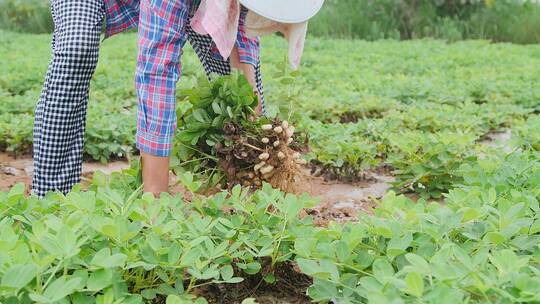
top-left (103, 0), bottom-right (260, 156)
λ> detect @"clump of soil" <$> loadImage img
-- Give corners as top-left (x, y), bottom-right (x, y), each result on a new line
top-left (194, 261), bottom-right (312, 304)
top-left (217, 118), bottom-right (308, 194)
top-left (310, 161), bottom-right (393, 183)
top-left (0, 153), bottom-right (32, 193)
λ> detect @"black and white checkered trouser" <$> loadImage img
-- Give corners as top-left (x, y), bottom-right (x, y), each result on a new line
top-left (32, 0), bottom-right (265, 197)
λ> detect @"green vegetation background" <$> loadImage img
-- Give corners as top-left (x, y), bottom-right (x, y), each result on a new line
top-left (3, 1), bottom-right (540, 302)
top-left (2, 0), bottom-right (540, 43)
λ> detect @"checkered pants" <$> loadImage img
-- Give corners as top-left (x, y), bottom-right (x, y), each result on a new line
top-left (32, 0), bottom-right (265, 197)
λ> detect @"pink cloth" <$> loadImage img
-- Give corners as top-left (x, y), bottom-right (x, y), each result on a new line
top-left (191, 0), bottom-right (307, 70)
top-left (190, 0), bottom-right (240, 60)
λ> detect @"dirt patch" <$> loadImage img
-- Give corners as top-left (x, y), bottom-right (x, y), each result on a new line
top-left (194, 262), bottom-right (311, 304)
top-left (82, 161), bottom-right (131, 175)
top-left (339, 110), bottom-right (385, 123)
top-left (480, 129), bottom-right (514, 153)
top-left (302, 170), bottom-right (394, 225)
top-left (0, 153), bottom-right (33, 193)
top-left (309, 161), bottom-right (392, 184)
top-left (1, 153), bottom-right (394, 225)
top-left (0, 153), bottom-right (131, 193)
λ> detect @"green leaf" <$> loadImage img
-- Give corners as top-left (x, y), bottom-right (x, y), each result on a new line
top-left (193, 109), bottom-right (209, 123)
top-left (372, 258), bottom-right (394, 280)
top-left (211, 101), bottom-right (222, 115)
top-left (462, 207), bottom-right (480, 222)
top-left (405, 253), bottom-right (430, 275)
top-left (372, 224), bottom-right (393, 238)
top-left (72, 293), bottom-right (95, 304)
top-left (244, 262), bottom-right (261, 275)
top-left (168, 243), bottom-right (182, 265)
top-left (280, 76), bottom-right (295, 85)
top-left (7, 183), bottom-right (25, 205)
top-left (57, 226), bottom-right (79, 257)
top-left (224, 277), bottom-right (244, 283)
top-left (485, 231), bottom-right (506, 245)
top-left (220, 265), bottom-right (234, 281)
top-left (263, 273), bottom-right (276, 283)
top-left (211, 116), bottom-right (223, 128)
top-left (296, 258), bottom-right (319, 276)
top-left (194, 298), bottom-right (208, 304)
top-left (307, 278), bottom-right (338, 301)
top-left (141, 289), bottom-right (157, 300)
top-left (166, 295), bottom-right (182, 304)
top-left (1, 264), bottom-right (38, 291)
top-left (336, 241), bottom-right (349, 262)
top-left (87, 269), bottom-right (114, 291)
top-left (31, 277), bottom-right (82, 303)
top-left (405, 271), bottom-right (424, 298)
top-left (91, 248), bottom-right (127, 269)
top-left (387, 233), bottom-right (412, 257)
top-left (283, 194), bottom-right (303, 220)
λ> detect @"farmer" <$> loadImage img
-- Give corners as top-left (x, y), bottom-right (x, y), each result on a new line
top-left (33, 0), bottom-right (322, 197)
top-left (32, 0), bottom-right (266, 197)
top-left (136, 0), bottom-right (324, 196)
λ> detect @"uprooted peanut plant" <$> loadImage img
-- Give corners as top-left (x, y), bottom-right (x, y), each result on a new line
top-left (171, 72), bottom-right (307, 193)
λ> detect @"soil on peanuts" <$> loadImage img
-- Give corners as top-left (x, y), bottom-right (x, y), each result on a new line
top-left (217, 118), bottom-right (308, 194)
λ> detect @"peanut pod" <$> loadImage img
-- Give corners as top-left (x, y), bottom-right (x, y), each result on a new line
top-left (260, 165), bottom-right (275, 175)
top-left (295, 158), bottom-right (307, 165)
top-left (254, 161), bottom-right (266, 172)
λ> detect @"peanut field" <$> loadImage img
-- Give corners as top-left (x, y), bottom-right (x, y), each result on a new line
top-left (1, 30), bottom-right (540, 303)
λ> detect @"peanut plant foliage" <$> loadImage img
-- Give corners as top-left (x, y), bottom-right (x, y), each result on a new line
top-left (2, 30), bottom-right (540, 303)
top-left (2, 151), bottom-right (540, 303)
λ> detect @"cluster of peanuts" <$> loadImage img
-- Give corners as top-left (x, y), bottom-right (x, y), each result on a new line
top-left (253, 120), bottom-right (306, 181)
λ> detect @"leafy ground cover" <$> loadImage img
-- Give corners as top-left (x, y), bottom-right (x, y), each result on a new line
top-left (3, 150), bottom-right (540, 303)
top-left (2, 28), bottom-right (540, 303)
top-left (2, 31), bottom-right (540, 197)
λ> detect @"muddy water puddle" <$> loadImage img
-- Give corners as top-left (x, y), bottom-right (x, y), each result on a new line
top-left (0, 153), bottom-right (130, 193)
top-left (302, 171), bottom-right (394, 224)
top-left (481, 129), bottom-right (514, 153)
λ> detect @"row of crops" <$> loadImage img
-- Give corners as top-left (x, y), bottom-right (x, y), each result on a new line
top-left (3, 144), bottom-right (540, 302)
top-left (2, 30), bottom-right (540, 302)
top-left (2, 31), bottom-right (540, 197)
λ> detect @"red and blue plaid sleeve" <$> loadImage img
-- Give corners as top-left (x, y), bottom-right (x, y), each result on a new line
top-left (104, 0), bottom-right (139, 38)
top-left (236, 7), bottom-right (260, 66)
top-left (134, 0), bottom-right (261, 157)
top-left (135, 0), bottom-right (190, 157)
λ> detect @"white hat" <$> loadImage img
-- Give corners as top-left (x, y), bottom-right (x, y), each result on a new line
top-left (239, 0), bottom-right (325, 24)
